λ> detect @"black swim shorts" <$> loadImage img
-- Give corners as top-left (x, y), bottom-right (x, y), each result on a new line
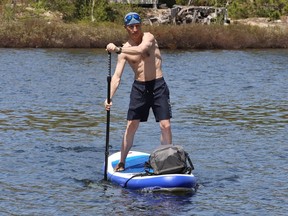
top-left (127, 77), bottom-right (172, 122)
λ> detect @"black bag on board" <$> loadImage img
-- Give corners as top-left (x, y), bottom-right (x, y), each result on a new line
top-left (146, 145), bottom-right (194, 175)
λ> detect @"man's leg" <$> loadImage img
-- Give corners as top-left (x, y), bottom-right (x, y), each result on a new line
top-left (159, 119), bottom-right (172, 145)
top-left (115, 119), bottom-right (140, 171)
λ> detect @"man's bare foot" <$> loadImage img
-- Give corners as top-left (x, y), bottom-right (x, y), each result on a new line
top-left (114, 162), bottom-right (125, 172)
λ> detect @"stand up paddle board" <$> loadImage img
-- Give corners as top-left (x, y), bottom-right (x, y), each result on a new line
top-left (105, 151), bottom-right (197, 191)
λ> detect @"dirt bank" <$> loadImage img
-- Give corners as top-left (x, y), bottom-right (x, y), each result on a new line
top-left (232, 16), bottom-right (288, 29)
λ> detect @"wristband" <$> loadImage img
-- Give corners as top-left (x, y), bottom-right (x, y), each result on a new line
top-left (116, 47), bottom-right (122, 54)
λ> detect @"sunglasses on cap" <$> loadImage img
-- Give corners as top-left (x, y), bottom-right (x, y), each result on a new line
top-left (124, 14), bottom-right (141, 25)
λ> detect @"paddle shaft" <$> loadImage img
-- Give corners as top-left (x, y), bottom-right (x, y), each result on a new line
top-left (104, 52), bottom-right (111, 181)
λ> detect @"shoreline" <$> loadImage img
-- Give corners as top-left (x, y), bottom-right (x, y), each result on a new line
top-left (0, 17), bottom-right (288, 49)
top-left (1, 3), bottom-right (288, 49)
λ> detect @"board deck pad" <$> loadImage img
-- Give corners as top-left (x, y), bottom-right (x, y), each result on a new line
top-left (112, 154), bottom-right (151, 173)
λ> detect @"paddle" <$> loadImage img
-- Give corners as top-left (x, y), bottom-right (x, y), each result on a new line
top-left (104, 52), bottom-right (111, 181)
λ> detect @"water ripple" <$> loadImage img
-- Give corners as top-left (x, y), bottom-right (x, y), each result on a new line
top-left (1, 49), bottom-right (288, 216)
top-left (0, 109), bottom-right (103, 134)
top-left (180, 100), bottom-right (288, 133)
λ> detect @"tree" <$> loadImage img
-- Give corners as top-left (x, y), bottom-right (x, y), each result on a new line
top-left (91, 0), bottom-right (95, 21)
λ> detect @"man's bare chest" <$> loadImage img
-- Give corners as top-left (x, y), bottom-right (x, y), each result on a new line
top-left (127, 52), bottom-right (151, 65)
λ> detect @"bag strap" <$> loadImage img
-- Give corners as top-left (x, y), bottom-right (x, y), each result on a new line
top-left (184, 152), bottom-right (194, 174)
top-left (143, 161), bottom-right (155, 175)
top-left (123, 162), bottom-right (156, 187)
top-left (123, 171), bottom-right (154, 188)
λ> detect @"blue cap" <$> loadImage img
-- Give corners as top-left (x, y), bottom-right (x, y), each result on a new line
top-left (124, 12), bottom-right (141, 26)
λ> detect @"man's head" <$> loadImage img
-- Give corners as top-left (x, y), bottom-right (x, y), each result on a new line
top-left (124, 12), bottom-right (141, 26)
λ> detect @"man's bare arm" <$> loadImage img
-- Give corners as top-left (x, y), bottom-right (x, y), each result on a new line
top-left (106, 33), bottom-right (154, 55)
top-left (110, 57), bottom-right (126, 98)
top-left (122, 33), bottom-right (154, 55)
top-left (104, 54), bottom-right (126, 110)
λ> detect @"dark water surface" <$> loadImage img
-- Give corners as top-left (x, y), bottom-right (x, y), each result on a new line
top-left (0, 48), bottom-right (287, 215)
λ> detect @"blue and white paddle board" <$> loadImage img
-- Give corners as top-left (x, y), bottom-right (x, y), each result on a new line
top-left (106, 151), bottom-right (197, 191)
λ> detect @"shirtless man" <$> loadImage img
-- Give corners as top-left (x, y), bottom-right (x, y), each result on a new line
top-left (105, 12), bottom-right (172, 171)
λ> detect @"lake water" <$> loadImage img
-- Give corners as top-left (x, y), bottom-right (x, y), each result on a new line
top-left (0, 48), bottom-right (287, 216)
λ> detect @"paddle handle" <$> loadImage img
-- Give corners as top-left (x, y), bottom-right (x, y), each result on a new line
top-left (104, 52), bottom-right (111, 181)
top-left (107, 52), bottom-right (111, 104)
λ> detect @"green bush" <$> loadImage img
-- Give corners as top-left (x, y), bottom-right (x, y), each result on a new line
top-left (44, 0), bottom-right (76, 21)
top-left (74, 0), bottom-right (90, 20)
top-left (1, 0), bottom-right (288, 22)
top-left (93, 0), bottom-right (114, 22)
top-left (1, 4), bottom-right (14, 21)
top-left (284, 4), bottom-right (288, 14)
top-left (175, 0), bottom-right (188, 5)
top-left (228, 2), bottom-right (250, 19)
top-left (270, 10), bottom-right (281, 20)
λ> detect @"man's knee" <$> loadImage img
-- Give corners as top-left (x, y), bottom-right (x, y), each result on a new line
top-left (126, 120), bottom-right (140, 133)
top-left (159, 120), bottom-right (171, 131)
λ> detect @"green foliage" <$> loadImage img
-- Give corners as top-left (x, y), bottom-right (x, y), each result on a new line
top-left (32, 0), bottom-right (46, 9)
top-left (175, 0), bottom-right (188, 5)
top-left (105, 3), bottom-right (145, 25)
top-left (74, 0), bottom-right (90, 20)
top-left (169, 0), bottom-right (288, 19)
top-left (284, 4), bottom-right (288, 14)
top-left (227, 1), bottom-right (249, 19)
top-left (270, 10), bottom-right (281, 20)
top-left (39, 0), bottom-right (76, 21)
top-left (227, 0), bottom-right (288, 19)
top-left (1, 0), bottom-right (288, 22)
top-left (2, 4), bottom-right (14, 21)
top-left (93, 0), bottom-right (114, 22)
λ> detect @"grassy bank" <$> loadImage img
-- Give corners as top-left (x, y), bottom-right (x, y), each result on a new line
top-left (0, 18), bottom-right (288, 49)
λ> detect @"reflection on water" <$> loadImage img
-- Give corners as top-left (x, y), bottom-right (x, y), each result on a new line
top-left (1, 109), bottom-right (99, 133)
top-left (0, 49), bottom-right (287, 216)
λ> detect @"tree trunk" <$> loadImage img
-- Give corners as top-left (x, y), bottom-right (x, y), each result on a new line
top-left (91, 0), bottom-right (95, 22)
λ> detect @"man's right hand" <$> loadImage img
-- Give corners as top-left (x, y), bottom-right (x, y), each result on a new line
top-left (106, 43), bottom-right (120, 54)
